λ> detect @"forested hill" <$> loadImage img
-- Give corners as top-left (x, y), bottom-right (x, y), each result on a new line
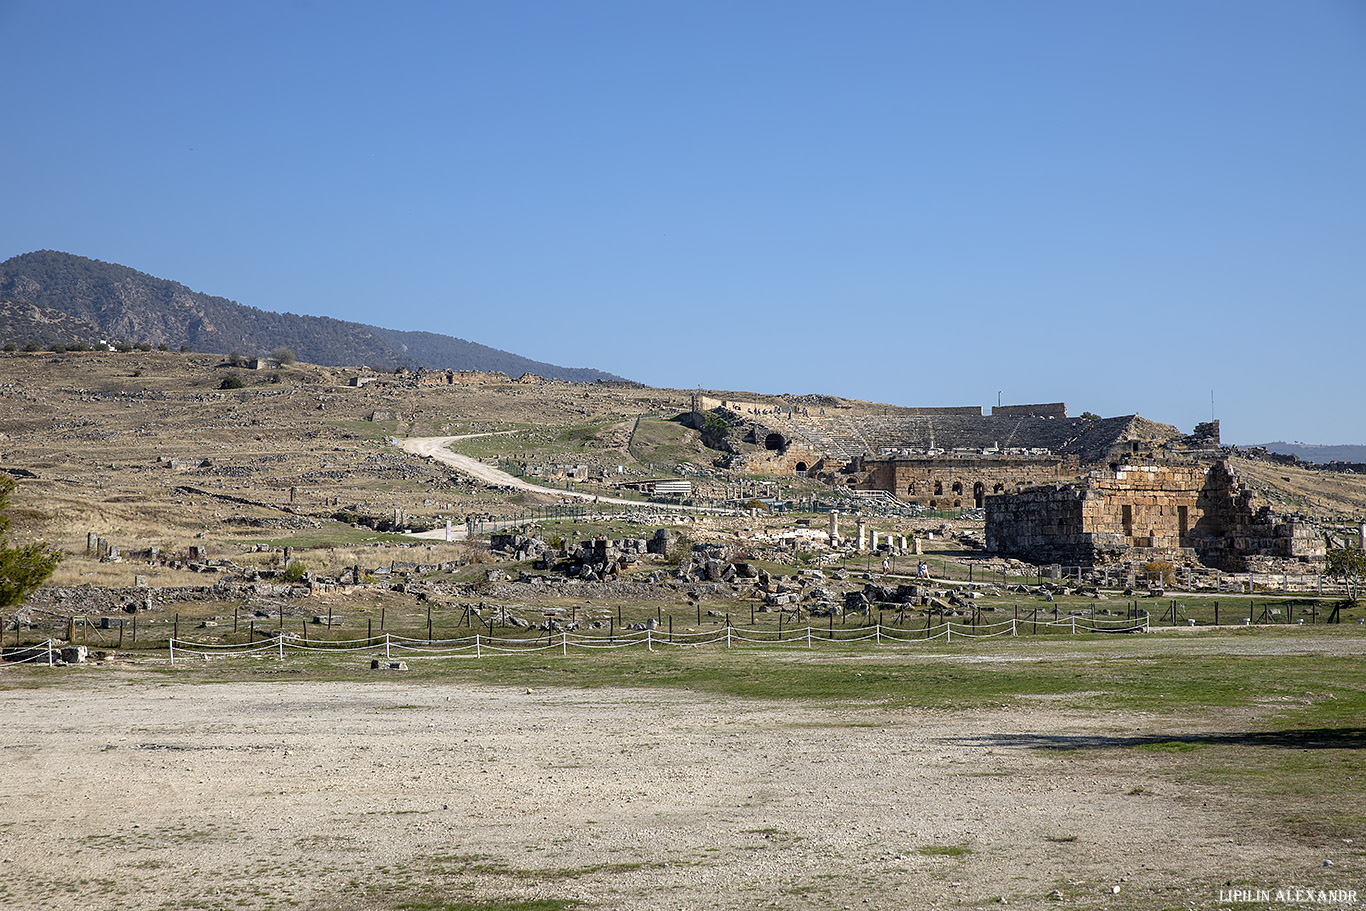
top-left (0, 251), bottom-right (626, 381)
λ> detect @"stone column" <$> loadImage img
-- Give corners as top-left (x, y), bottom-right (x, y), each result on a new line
top-left (856, 520), bottom-right (867, 552)
top-left (870, 531), bottom-right (879, 550)
top-left (913, 537), bottom-right (923, 555)
top-left (829, 510), bottom-right (839, 545)
top-left (1360, 523), bottom-right (1365, 550)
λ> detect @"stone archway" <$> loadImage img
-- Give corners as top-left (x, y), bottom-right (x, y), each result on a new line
top-left (764, 433), bottom-right (786, 451)
top-left (973, 481), bottom-right (985, 508)
top-left (795, 461), bottom-right (808, 473)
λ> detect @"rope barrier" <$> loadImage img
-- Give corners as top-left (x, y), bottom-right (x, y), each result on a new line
top-left (152, 614), bottom-right (1152, 665)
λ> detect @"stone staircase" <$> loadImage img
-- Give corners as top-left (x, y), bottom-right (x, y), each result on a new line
top-left (785, 414), bottom-right (871, 461)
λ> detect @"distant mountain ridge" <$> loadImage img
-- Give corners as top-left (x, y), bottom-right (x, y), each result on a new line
top-left (1257, 442), bottom-right (1366, 464)
top-left (0, 250), bottom-right (626, 382)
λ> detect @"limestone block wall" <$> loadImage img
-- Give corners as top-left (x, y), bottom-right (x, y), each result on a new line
top-left (860, 455), bottom-right (1074, 508)
top-left (987, 459), bottom-right (1325, 570)
top-left (984, 484), bottom-right (1092, 564)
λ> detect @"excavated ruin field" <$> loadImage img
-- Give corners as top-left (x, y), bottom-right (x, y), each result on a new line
top-left (3, 351), bottom-right (1366, 911)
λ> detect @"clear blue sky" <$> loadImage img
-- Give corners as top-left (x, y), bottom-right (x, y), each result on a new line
top-left (3, 1), bottom-right (1363, 444)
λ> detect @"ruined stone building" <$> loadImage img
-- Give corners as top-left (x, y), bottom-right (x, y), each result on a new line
top-left (690, 394), bottom-right (1320, 570)
top-left (692, 396), bottom-right (1214, 507)
top-left (984, 459), bottom-right (1324, 571)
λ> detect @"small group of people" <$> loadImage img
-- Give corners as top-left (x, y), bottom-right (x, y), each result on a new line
top-left (881, 558), bottom-right (930, 579)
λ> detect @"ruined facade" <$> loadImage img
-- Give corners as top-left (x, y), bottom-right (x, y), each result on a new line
top-left (859, 452), bottom-right (1074, 509)
top-left (985, 459), bottom-right (1324, 571)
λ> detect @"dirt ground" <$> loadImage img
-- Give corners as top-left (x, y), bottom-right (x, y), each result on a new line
top-left (2, 649), bottom-right (1359, 911)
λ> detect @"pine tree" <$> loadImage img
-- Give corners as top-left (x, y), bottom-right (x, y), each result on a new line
top-left (0, 475), bottom-right (62, 608)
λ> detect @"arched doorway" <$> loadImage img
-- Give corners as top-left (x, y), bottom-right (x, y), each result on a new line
top-left (764, 433), bottom-right (786, 451)
top-left (794, 461), bottom-right (808, 474)
top-left (973, 481), bottom-right (985, 508)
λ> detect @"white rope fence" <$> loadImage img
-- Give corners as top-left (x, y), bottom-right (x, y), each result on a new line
top-left (165, 615), bottom-right (1150, 664)
top-left (0, 640), bottom-right (57, 668)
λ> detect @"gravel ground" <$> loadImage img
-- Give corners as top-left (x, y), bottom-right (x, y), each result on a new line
top-left (0, 668), bottom-right (1353, 910)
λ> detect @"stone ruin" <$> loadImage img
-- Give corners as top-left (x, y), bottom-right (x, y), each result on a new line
top-left (985, 458), bottom-right (1325, 572)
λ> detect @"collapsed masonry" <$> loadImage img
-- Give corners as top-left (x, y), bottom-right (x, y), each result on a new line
top-left (985, 459), bottom-right (1324, 572)
top-left (690, 394), bottom-right (1324, 570)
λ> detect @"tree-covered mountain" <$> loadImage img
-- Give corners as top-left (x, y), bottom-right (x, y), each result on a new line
top-left (0, 251), bottom-right (627, 381)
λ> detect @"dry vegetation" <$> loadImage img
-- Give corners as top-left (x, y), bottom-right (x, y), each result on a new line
top-left (3, 351), bottom-right (1366, 910)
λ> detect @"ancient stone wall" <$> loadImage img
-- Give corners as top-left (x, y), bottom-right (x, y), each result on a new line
top-left (990, 402), bottom-right (1067, 418)
top-left (860, 454), bottom-right (1074, 509)
top-left (986, 460), bottom-right (1325, 570)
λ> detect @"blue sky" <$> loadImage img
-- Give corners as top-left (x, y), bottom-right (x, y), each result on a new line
top-left (3, 1), bottom-right (1363, 444)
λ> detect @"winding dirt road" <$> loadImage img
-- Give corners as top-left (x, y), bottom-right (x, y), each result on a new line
top-left (396, 433), bottom-right (724, 518)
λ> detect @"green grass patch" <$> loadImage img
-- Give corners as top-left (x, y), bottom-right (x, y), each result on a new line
top-left (917, 844), bottom-right (972, 856)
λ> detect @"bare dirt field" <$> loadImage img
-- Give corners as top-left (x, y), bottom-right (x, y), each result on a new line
top-left (3, 635), bottom-right (1363, 911)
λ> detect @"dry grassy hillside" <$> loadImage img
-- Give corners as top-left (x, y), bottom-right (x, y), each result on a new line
top-left (1228, 455), bottom-right (1366, 526)
top-left (2, 350), bottom-right (1362, 593)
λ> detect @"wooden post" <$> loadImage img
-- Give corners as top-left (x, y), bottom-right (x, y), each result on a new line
top-left (368, 618), bottom-right (372, 644)
top-left (117, 620), bottom-right (123, 649)
top-left (381, 607), bottom-right (385, 631)
top-left (1214, 601), bottom-right (1219, 626)
top-left (132, 613), bottom-right (137, 642)
top-left (302, 618), bottom-right (307, 642)
top-left (173, 614), bottom-right (178, 641)
top-left (328, 605), bottom-right (333, 629)
top-left (234, 605), bottom-right (238, 633)
top-left (250, 619), bottom-right (255, 640)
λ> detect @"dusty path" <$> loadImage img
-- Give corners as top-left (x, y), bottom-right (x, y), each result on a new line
top-left (396, 433), bottom-right (727, 516)
top-left (0, 674), bottom-right (1320, 911)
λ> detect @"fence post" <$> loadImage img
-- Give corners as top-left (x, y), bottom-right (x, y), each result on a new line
top-left (563, 630), bottom-right (568, 656)
top-left (476, 633), bottom-right (481, 659)
top-left (278, 634), bottom-right (284, 659)
top-left (385, 633), bottom-right (391, 659)
top-left (1011, 618), bottom-right (1017, 637)
top-left (807, 626), bottom-right (812, 649)
top-left (876, 623), bottom-right (881, 645)
top-left (726, 624), bottom-right (732, 649)
top-left (946, 624), bottom-right (951, 644)
top-left (168, 639), bottom-right (174, 666)
top-left (1071, 616), bottom-right (1076, 635)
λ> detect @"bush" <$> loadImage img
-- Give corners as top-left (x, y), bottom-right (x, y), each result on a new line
top-left (48, 343), bottom-right (66, 354)
top-left (1142, 560), bottom-right (1175, 586)
top-left (282, 560), bottom-right (308, 583)
top-left (1, 343), bottom-right (15, 352)
top-left (272, 346), bottom-right (296, 366)
top-left (157, 343), bottom-right (169, 351)
top-left (219, 375), bottom-right (246, 390)
top-left (114, 341), bottom-right (133, 353)
top-left (22, 341), bottom-right (41, 352)
top-left (134, 342), bottom-right (153, 352)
